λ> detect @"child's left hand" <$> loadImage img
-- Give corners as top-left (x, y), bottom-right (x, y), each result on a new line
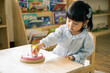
top-left (65, 56), bottom-right (75, 60)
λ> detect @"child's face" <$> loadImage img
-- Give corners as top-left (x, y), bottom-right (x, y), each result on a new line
top-left (67, 18), bottom-right (83, 32)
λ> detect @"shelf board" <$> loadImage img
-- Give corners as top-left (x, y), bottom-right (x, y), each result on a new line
top-left (0, 25), bottom-right (7, 28)
top-left (93, 29), bottom-right (110, 37)
top-left (26, 24), bottom-right (61, 31)
top-left (93, 12), bottom-right (110, 17)
top-left (22, 11), bottom-right (52, 17)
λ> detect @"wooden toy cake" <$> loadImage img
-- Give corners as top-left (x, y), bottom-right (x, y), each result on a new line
top-left (20, 45), bottom-right (45, 63)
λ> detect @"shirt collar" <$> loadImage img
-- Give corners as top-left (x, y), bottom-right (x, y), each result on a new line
top-left (66, 28), bottom-right (88, 39)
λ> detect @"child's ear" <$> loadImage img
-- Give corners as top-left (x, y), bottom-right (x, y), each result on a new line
top-left (84, 20), bottom-right (89, 25)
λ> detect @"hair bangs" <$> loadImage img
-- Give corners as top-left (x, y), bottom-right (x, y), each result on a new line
top-left (67, 3), bottom-right (86, 22)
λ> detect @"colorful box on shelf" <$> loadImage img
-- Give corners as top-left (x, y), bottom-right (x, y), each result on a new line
top-left (53, 11), bottom-right (66, 24)
top-left (30, 2), bottom-right (42, 9)
top-left (38, 16), bottom-right (51, 27)
top-left (22, 13), bottom-right (41, 29)
top-left (43, 0), bottom-right (62, 11)
top-left (34, 0), bottom-right (43, 2)
top-left (52, 2), bottom-right (66, 11)
top-left (23, 0), bottom-right (34, 2)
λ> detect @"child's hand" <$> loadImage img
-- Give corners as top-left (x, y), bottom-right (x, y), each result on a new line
top-left (65, 56), bottom-right (75, 60)
top-left (31, 43), bottom-right (45, 54)
top-left (31, 45), bottom-right (38, 56)
top-left (37, 43), bottom-right (45, 52)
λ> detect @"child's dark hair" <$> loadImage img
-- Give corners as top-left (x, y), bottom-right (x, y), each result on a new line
top-left (66, 0), bottom-right (93, 31)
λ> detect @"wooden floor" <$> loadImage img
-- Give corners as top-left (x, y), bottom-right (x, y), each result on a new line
top-left (95, 33), bottom-right (110, 73)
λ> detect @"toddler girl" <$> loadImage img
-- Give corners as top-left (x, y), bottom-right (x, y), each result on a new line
top-left (34, 0), bottom-right (94, 65)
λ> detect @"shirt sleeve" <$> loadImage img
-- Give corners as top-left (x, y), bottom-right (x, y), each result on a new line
top-left (40, 25), bottom-right (64, 47)
top-left (73, 33), bottom-right (95, 61)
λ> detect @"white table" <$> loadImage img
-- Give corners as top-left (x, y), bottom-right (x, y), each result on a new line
top-left (0, 45), bottom-right (83, 73)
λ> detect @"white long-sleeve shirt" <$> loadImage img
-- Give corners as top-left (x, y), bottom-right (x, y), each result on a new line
top-left (40, 24), bottom-right (94, 64)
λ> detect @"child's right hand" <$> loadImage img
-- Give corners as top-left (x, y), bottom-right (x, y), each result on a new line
top-left (32, 43), bottom-right (45, 54)
top-left (37, 43), bottom-right (45, 52)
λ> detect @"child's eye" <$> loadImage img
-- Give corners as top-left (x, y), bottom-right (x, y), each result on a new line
top-left (74, 22), bottom-right (78, 25)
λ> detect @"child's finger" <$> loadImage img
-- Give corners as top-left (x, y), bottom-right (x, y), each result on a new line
top-left (37, 48), bottom-right (40, 52)
top-left (64, 56), bottom-right (70, 59)
top-left (32, 49), bottom-right (36, 55)
top-left (69, 56), bottom-right (74, 60)
top-left (69, 56), bottom-right (73, 60)
top-left (64, 56), bottom-right (68, 58)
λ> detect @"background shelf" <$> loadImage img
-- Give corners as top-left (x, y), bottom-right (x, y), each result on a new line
top-left (0, 25), bottom-right (7, 28)
top-left (0, 0), bottom-right (10, 49)
top-left (0, 28), bottom-right (9, 49)
top-left (93, 29), bottom-right (110, 36)
top-left (93, 12), bottom-right (110, 17)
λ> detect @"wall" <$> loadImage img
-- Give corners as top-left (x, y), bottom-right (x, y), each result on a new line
top-left (85, 0), bottom-right (109, 29)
